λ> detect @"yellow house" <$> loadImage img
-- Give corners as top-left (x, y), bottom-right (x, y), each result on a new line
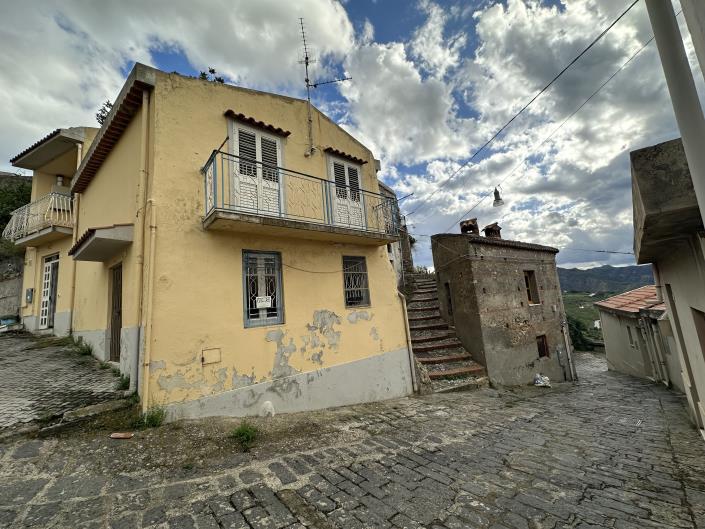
top-left (5, 63), bottom-right (416, 419)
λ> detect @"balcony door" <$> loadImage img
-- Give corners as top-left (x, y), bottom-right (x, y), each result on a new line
top-left (329, 159), bottom-right (365, 229)
top-left (231, 125), bottom-right (281, 216)
top-left (39, 254), bottom-right (59, 329)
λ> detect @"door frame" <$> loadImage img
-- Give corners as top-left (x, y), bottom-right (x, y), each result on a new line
top-left (228, 121), bottom-right (285, 216)
top-left (39, 254), bottom-right (59, 330)
top-left (109, 263), bottom-right (123, 363)
top-left (327, 155), bottom-right (366, 229)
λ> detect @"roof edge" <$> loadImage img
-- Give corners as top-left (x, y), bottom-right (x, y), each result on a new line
top-left (70, 63), bottom-right (157, 193)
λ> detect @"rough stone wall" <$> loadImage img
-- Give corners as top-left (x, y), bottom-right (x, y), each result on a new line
top-left (0, 256), bottom-right (23, 318)
top-left (432, 235), bottom-right (570, 386)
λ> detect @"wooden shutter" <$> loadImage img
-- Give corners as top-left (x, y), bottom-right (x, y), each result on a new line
top-left (334, 162), bottom-right (347, 198)
top-left (347, 166), bottom-right (360, 201)
top-left (260, 137), bottom-right (279, 182)
top-left (238, 129), bottom-right (257, 177)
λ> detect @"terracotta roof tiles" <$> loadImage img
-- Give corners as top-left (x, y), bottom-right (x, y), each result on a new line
top-left (594, 285), bottom-right (666, 315)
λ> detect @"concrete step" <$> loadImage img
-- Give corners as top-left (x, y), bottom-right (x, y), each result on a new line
top-left (427, 361), bottom-right (486, 380)
top-left (409, 320), bottom-right (449, 332)
top-left (414, 288), bottom-right (437, 295)
top-left (416, 352), bottom-right (472, 364)
top-left (411, 330), bottom-right (456, 343)
top-left (433, 377), bottom-right (489, 393)
top-left (409, 296), bottom-right (438, 303)
top-left (407, 304), bottom-right (440, 313)
top-left (407, 312), bottom-right (441, 323)
top-left (413, 339), bottom-right (463, 353)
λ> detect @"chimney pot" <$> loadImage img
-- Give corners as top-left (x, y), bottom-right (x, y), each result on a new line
top-left (483, 222), bottom-right (502, 239)
top-left (460, 218), bottom-right (479, 235)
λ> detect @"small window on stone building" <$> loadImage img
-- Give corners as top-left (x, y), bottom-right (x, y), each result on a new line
top-left (444, 282), bottom-right (453, 317)
top-left (536, 334), bottom-right (549, 358)
top-left (627, 326), bottom-right (635, 347)
top-left (343, 256), bottom-right (370, 307)
top-left (524, 270), bottom-right (540, 304)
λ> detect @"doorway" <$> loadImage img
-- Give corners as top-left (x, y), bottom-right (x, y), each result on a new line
top-left (39, 254), bottom-right (59, 329)
top-left (109, 264), bottom-right (122, 362)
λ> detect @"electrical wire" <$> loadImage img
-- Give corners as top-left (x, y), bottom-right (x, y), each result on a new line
top-left (440, 31), bottom-right (658, 232)
top-left (404, 0), bottom-right (642, 219)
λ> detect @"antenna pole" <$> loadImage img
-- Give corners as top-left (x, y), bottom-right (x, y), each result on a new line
top-left (300, 18), bottom-right (315, 156)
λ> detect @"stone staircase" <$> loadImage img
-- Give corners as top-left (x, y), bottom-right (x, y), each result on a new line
top-left (406, 274), bottom-right (488, 392)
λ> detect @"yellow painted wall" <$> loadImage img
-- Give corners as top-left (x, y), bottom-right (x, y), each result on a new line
top-left (72, 109), bottom-right (144, 333)
top-left (144, 72), bottom-right (407, 407)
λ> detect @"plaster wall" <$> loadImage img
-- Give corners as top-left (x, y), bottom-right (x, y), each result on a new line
top-left (657, 233), bottom-right (705, 428)
top-left (139, 72), bottom-right (411, 415)
top-left (433, 235), bottom-right (569, 386)
top-left (599, 310), bottom-right (653, 380)
top-left (0, 275), bottom-right (21, 318)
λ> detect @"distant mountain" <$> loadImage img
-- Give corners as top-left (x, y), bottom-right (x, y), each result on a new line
top-left (557, 265), bottom-right (653, 294)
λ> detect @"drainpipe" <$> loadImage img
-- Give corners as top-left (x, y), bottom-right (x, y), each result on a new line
top-left (141, 200), bottom-right (157, 412)
top-left (68, 192), bottom-right (80, 334)
top-left (652, 263), bottom-right (663, 303)
top-left (397, 291), bottom-right (418, 393)
top-left (133, 89), bottom-right (150, 394)
top-left (560, 320), bottom-right (577, 382)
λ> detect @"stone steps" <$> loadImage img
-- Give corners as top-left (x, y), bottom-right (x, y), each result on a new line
top-left (406, 276), bottom-right (488, 393)
top-left (426, 360), bottom-right (487, 380)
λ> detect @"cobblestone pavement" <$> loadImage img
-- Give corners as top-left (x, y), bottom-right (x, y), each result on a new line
top-left (0, 334), bottom-right (122, 431)
top-left (1, 352), bottom-right (704, 528)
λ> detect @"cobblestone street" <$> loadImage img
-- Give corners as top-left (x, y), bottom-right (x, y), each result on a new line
top-left (0, 334), bottom-right (122, 432)
top-left (1, 351), bottom-right (704, 529)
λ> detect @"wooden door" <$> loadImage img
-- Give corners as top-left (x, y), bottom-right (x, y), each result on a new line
top-left (110, 264), bottom-right (122, 362)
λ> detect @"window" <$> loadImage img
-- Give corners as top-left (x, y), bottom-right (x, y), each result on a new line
top-left (234, 127), bottom-right (281, 181)
top-left (627, 325), bottom-right (637, 348)
top-left (524, 270), bottom-right (540, 304)
top-left (536, 334), bottom-right (549, 358)
top-left (343, 256), bottom-right (370, 307)
top-left (243, 251), bottom-right (284, 327)
top-left (331, 160), bottom-right (361, 202)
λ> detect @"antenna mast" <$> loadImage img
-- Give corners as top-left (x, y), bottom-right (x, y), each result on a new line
top-left (299, 18), bottom-right (352, 157)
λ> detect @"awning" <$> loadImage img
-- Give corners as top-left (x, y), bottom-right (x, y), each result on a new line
top-left (11, 128), bottom-right (87, 170)
top-left (69, 224), bottom-right (134, 262)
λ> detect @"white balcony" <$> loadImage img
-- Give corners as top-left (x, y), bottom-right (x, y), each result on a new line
top-left (2, 193), bottom-right (74, 247)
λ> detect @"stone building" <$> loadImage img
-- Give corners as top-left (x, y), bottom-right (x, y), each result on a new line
top-left (431, 224), bottom-right (575, 386)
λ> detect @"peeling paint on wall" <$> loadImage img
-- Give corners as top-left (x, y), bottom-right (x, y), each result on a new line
top-left (150, 359), bottom-right (166, 372)
top-left (370, 327), bottom-right (379, 341)
top-left (347, 310), bottom-right (373, 324)
top-left (232, 368), bottom-right (256, 389)
top-left (266, 329), bottom-right (299, 379)
top-left (307, 310), bottom-right (341, 348)
top-left (158, 371), bottom-right (206, 391)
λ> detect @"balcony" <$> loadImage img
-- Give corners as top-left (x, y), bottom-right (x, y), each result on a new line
top-left (201, 150), bottom-right (400, 245)
top-left (2, 193), bottom-right (74, 247)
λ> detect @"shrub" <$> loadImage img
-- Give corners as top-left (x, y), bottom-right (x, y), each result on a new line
top-left (74, 338), bottom-right (93, 356)
top-left (230, 420), bottom-right (259, 452)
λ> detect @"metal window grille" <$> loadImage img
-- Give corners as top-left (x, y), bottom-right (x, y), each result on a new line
top-left (243, 251), bottom-right (283, 327)
top-left (343, 256), bottom-right (370, 307)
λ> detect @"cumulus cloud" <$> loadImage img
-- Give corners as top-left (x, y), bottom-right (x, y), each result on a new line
top-left (0, 0), bottom-right (353, 171)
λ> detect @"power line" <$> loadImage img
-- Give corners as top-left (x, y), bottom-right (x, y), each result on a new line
top-left (441, 31), bottom-right (657, 232)
top-left (404, 0), bottom-right (642, 219)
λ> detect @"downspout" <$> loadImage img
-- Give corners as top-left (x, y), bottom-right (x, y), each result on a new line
top-left (397, 291), bottom-right (418, 393)
top-left (561, 320), bottom-right (578, 382)
top-left (68, 143), bottom-right (83, 334)
top-left (133, 89), bottom-right (150, 393)
top-left (141, 200), bottom-right (157, 412)
top-left (68, 193), bottom-right (80, 334)
top-left (653, 263), bottom-right (663, 303)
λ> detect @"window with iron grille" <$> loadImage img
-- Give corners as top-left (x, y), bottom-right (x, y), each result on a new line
top-left (343, 256), bottom-right (370, 307)
top-left (243, 251), bottom-right (284, 327)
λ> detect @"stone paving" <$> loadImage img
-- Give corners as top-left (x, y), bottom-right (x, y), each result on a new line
top-left (1, 351), bottom-right (704, 528)
top-left (0, 334), bottom-right (122, 431)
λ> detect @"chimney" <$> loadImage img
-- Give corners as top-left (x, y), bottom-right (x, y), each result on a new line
top-left (460, 218), bottom-right (479, 235)
top-left (483, 222), bottom-right (502, 239)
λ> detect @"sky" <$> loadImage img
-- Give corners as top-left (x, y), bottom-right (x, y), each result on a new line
top-left (0, 0), bottom-right (702, 269)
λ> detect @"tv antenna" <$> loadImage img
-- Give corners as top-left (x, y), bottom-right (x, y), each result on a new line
top-left (299, 18), bottom-right (352, 156)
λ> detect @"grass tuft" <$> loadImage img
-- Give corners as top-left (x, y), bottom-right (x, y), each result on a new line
top-left (139, 405), bottom-right (166, 428)
top-left (230, 420), bottom-right (259, 452)
top-left (116, 375), bottom-right (130, 391)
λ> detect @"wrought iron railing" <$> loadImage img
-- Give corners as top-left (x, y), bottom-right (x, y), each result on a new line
top-left (202, 150), bottom-right (400, 237)
top-left (2, 192), bottom-right (74, 242)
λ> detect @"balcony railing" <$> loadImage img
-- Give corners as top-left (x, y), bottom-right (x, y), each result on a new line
top-left (202, 150), bottom-right (400, 237)
top-left (2, 192), bottom-right (74, 242)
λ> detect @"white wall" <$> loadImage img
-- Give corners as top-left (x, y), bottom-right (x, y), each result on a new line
top-left (601, 310), bottom-right (653, 380)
